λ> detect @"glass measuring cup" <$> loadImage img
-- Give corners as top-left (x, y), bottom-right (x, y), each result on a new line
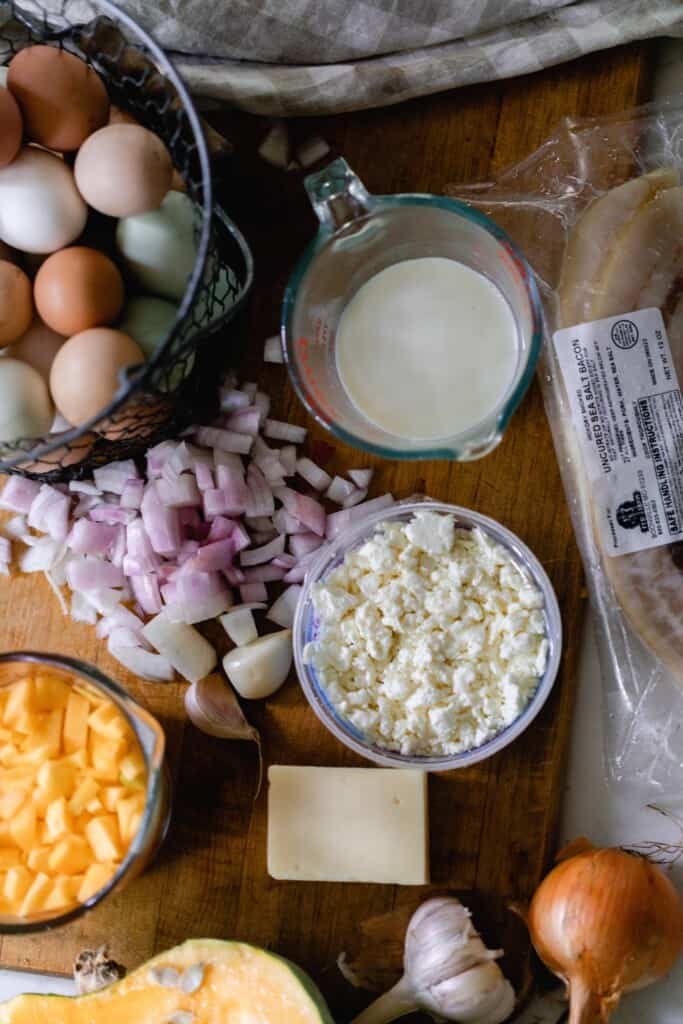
top-left (282, 158), bottom-right (543, 460)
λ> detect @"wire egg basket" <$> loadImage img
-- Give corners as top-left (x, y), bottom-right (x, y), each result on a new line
top-left (0, 0), bottom-right (254, 481)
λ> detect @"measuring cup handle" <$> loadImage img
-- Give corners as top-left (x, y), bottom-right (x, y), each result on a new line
top-left (304, 157), bottom-right (373, 232)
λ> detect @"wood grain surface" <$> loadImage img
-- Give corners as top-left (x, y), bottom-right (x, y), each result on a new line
top-left (0, 40), bottom-right (653, 1019)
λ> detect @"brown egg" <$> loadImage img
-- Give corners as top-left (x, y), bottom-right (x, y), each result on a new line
top-left (74, 124), bottom-right (173, 217)
top-left (109, 104), bottom-right (185, 192)
top-left (0, 86), bottom-right (22, 168)
top-left (7, 45), bottom-right (109, 151)
top-left (97, 393), bottom-right (169, 440)
top-left (34, 247), bottom-right (125, 336)
top-left (0, 260), bottom-right (33, 345)
top-left (50, 328), bottom-right (144, 426)
top-left (6, 317), bottom-right (65, 380)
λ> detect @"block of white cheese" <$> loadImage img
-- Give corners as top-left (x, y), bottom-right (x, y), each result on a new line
top-left (267, 765), bottom-right (429, 885)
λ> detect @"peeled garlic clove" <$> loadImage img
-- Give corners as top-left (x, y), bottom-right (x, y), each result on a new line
top-left (222, 629), bottom-right (292, 699)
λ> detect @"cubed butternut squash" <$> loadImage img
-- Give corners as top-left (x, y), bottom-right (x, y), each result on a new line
top-left (85, 815), bottom-right (122, 863)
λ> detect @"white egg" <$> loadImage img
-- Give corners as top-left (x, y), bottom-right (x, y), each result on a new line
top-left (116, 191), bottom-right (196, 301)
top-left (0, 67), bottom-right (8, 87)
top-left (0, 358), bottom-right (54, 442)
top-left (0, 148), bottom-right (87, 254)
top-left (119, 295), bottom-right (178, 359)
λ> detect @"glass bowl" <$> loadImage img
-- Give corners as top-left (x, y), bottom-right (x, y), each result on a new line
top-left (0, 651), bottom-right (169, 934)
top-left (293, 499), bottom-right (562, 770)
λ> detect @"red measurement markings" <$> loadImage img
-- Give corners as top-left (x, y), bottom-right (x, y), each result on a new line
top-left (296, 336), bottom-right (333, 422)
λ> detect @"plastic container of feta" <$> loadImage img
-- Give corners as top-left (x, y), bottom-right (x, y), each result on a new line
top-left (293, 499), bottom-right (562, 770)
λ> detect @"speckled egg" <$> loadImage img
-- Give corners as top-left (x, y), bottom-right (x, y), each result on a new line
top-left (119, 295), bottom-right (177, 358)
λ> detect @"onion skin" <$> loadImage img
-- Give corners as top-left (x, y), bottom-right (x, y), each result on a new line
top-left (528, 838), bottom-right (683, 1024)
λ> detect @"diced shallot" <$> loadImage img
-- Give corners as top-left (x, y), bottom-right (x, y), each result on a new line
top-left (19, 538), bottom-right (62, 573)
top-left (349, 468), bottom-right (374, 489)
top-left (93, 460), bottom-right (139, 494)
top-left (0, 476), bottom-right (40, 514)
top-left (2, 515), bottom-right (29, 541)
top-left (278, 489), bottom-right (326, 537)
top-left (325, 493), bottom-right (395, 539)
top-left (267, 585), bottom-right (302, 628)
top-left (156, 474), bottom-right (201, 509)
top-left (121, 478), bottom-right (144, 509)
top-left (325, 475), bottom-right (355, 504)
top-left (240, 534), bottom-right (285, 566)
top-left (187, 538), bottom-right (235, 573)
top-left (96, 605), bottom-right (145, 638)
top-left (28, 485), bottom-right (70, 540)
top-left (141, 484), bottom-right (181, 555)
top-left (174, 571), bottom-right (233, 624)
top-left (67, 519), bottom-right (117, 556)
top-left (69, 480), bottom-right (101, 497)
top-left (125, 520), bottom-right (160, 574)
top-left (258, 120), bottom-right (290, 169)
top-left (0, 536), bottom-right (11, 571)
top-left (224, 408), bottom-right (262, 435)
top-left (279, 445), bottom-right (297, 476)
top-left (194, 463), bottom-right (214, 492)
top-left (272, 508), bottom-right (307, 535)
top-left (67, 556), bottom-right (125, 591)
top-left (219, 387), bottom-right (251, 413)
top-left (263, 419), bottom-right (307, 443)
top-left (289, 532), bottom-right (323, 559)
top-left (70, 591), bottom-right (98, 624)
top-left (342, 487), bottom-right (368, 508)
top-left (272, 553), bottom-right (296, 569)
top-left (263, 336), bottom-right (284, 363)
top-left (90, 505), bottom-right (137, 525)
top-left (195, 426), bottom-right (252, 455)
top-left (296, 457), bottom-right (331, 492)
top-left (130, 573), bottom-right (163, 615)
top-left (245, 464), bottom-right (275, 518)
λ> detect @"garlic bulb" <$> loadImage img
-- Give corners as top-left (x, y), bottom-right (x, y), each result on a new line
top-left (350, 897), bottom-right (515, 1024)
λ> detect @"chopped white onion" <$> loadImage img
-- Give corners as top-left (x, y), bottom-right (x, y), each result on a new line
top-left (267, 585), bottom-right (302, 628)
top-left (348, 468), bottom-right (374, 489)
top-left (296, 457), bottom-right (332, 492)
top-left (142, 612), bottom-right (217, 684)
top-left (325, 475), bottom-right (355, 504)
top-left (263, 419), bottom-right (307, 444)
top-left (258, 120), bottom-right (290, 169)
top-left (109, 644), bottom-right (175, 682)
top-left (220, 605), bottom-right (264, 647)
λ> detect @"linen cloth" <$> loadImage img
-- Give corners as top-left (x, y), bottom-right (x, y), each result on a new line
top-left (118, 0), bottom-right (683, 114)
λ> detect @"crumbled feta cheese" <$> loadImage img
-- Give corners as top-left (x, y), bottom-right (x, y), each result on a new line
top-left (304, 511), bottom-right (549, 756)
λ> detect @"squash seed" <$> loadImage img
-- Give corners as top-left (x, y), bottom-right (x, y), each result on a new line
top-left (149, 966), bottom-right (181, 988)
top-left (180, 963), bottom-right (205, 994)
top-left (168, 1013), bottom-right (194, 1024)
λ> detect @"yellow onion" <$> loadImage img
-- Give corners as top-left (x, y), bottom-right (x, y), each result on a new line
top-left (527, 838), bottom-right (683, 1023)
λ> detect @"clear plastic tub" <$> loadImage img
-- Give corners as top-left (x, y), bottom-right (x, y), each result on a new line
top-left (293, 499), bottom-right (562, 770)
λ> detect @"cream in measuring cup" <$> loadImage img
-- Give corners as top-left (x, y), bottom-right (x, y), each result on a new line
top-left (336, 256), bottom-right (519, 440)
top-left (282, 158), bottom-right (542, 461)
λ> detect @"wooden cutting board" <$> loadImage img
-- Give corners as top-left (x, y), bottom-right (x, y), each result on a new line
top-left (0, 40), bottom-right (652, 1018)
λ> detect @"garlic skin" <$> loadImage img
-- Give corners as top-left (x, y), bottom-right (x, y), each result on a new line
top-left (350, 897), bottom-right (514, 1024)
top-left (222, 629), bottom-right (292, 699)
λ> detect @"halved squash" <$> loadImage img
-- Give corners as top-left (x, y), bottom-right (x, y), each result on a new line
top-left (0, 939), bottom-right (335, 1024)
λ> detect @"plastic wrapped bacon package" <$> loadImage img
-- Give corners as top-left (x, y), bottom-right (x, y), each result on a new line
top-left (447, 95), bottom-right (683, 801)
